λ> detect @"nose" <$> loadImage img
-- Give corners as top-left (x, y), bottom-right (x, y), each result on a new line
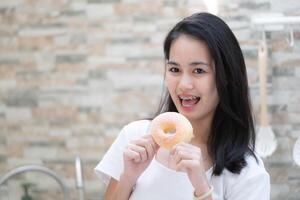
top-left (178, 74), bottom-right (194, 91)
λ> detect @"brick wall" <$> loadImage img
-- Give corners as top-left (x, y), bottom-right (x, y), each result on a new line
top-left (0, 0), bottom-right (299, 199)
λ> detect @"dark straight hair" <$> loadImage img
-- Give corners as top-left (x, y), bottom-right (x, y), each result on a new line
top-left (155, 12), bottom-right (256, 176)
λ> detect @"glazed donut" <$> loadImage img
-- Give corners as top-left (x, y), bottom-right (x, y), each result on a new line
top-left (150, 112), bottom-right (194, 150)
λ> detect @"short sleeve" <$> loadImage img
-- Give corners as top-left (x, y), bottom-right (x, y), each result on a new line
top-left (225, 156), bottom-right (270, 200)
top-left (94, 125), bottom-right (129, 185)
top-left (94, 120), bottom-right (151, 185)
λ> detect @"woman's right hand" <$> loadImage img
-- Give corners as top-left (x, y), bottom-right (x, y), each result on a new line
top-left (121, 135), bottom-right (159, 184)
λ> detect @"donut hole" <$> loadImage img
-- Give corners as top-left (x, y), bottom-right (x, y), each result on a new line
top-left (163, 127), bottom-right (176, 135)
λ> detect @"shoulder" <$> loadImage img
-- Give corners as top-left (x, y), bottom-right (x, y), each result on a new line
top-left (93, 119), bottom-right (152, 184)
top-left (122, 119), bottom-right (151, 141)
top-left (222, 154), bottom-right (270, 199)
top-left (242, 154), bottom-right (269, 179)
top-left (223, 154), bottom-right (269, 183)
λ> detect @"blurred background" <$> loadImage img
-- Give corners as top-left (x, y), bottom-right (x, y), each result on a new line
top-left (0, 0), bottom-right (300, 199)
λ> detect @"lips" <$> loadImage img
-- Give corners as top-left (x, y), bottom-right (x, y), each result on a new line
top-left (178, 95), bottom-right (200, 107)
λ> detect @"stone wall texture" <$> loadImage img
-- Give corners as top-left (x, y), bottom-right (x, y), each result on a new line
top-left (0, 0), bottom-right (300, 199)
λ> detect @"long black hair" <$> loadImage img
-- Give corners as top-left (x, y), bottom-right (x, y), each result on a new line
top-left (155, 12), bottom-right (256, 176)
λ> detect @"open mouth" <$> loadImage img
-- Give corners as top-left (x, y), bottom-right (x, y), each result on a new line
top-left (178, 95), bottom-right (201, 107)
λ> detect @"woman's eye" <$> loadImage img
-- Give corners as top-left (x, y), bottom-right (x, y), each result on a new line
top-left (168, 67), bottom-right (180, 73)
top-left (194, 68), bottom-right (205, 74)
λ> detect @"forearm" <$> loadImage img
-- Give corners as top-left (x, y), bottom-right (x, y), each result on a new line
top-left (107, 174), bottom-right (136, 200)
top-left (193, 173), bottom-right (213, 200)
top-left (194, 184), bottom-right (213, 200)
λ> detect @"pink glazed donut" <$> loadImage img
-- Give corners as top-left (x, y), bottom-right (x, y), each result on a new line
top-left (150, 112), bottom-right (194, 150)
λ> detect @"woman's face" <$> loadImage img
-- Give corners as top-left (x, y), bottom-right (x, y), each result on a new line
top-left (165, 34), bottom-right (219, 122)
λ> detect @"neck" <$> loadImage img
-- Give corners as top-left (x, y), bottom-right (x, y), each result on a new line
top-left (189, 115), bottom-right (214, 146)
top-left (190, 118), bottom-right (213, 166)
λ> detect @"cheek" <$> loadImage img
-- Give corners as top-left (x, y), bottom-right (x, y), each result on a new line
top-left (211, 87), bottom-right (219, 103)
top-left (201, 78), bottom-right (219, 100)
top-left (209, 83), bottom-right (219, 104)
top-left (165, 76), bottom-right (177, 91)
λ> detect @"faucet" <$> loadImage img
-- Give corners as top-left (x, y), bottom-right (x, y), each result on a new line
top-left (75, 156), bottom-right (85, 200)
top-left (0, 165), bottom-right (69, 200)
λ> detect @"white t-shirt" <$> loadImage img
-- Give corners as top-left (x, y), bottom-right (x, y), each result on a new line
top-left (94, 120), bottom-right (270, 200)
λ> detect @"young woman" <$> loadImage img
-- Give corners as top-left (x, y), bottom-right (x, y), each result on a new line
top-left (95, 12), bottom-right (270, 200)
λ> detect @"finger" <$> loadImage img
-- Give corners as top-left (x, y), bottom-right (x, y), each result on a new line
top-left (135, 138), bottom-right (154, 159)
top-left (123, 148), bottom-right (141, 162)
top-left (177, 149), bottom-right (198, 159)
top-left (172, 144), bottom-right (201, 162)
top-left (128, 143), bottom-right (147, 162)
top-left (171, 143), bottom-right (202, 158)
top-left (149, 135), bottom-right (160, 151)
top-left (176, 159), bottom-right (199, 172)
top-left (173, 149), bottom-right (200, 165)
top-left (178, 142), bottom-right (200, 150)
top-left (139, 135), bottom-right (160, 157)
top-left (142, 135), bottom-right (160, 152)
top-left (146, 139), bottom-right (157, 158)
top-left (148, 135), bottom-right (160, 152)
top-left (178, 142), bottom-right (201, 153)
top-left (170, 143), bottom-right (189, 155)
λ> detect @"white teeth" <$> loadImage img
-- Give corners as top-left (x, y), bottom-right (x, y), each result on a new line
top-left (179, 96), bottom-right (199, 100)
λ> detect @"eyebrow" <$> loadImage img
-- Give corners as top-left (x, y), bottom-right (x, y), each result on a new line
top-left (166, 60), bottom-right (211, 67)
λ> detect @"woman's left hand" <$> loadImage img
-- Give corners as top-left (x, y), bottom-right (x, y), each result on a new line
top-left (170, 142), bottom-right (211, 196)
